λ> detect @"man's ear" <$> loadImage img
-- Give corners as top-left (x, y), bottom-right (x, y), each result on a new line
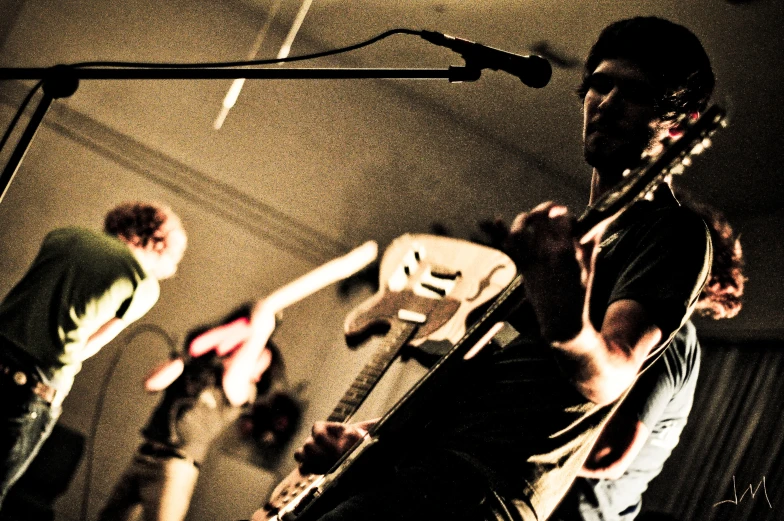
top-left (118, 233), bottom-right (142, 248)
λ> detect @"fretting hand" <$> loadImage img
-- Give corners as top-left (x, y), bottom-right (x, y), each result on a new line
top-left (294, 420), bottom-right (373, 475)
top-left (505, 202), bottom-right (594, 343)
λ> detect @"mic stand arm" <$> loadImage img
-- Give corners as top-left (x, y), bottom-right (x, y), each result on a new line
top-left (0, 64), bottom-right (481, 203)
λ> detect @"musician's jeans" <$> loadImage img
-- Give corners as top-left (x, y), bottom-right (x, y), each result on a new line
top-left (0, 377), bottom-right (60, 509)
top-left (97, 452), bottom-right (199, 521)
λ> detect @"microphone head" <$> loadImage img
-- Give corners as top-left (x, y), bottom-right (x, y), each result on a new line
top-left (518, 55), bottom-right (552, 88)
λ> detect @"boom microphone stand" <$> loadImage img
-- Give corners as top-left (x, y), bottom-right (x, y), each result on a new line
top-left (0, 64), bottom-right (482, 203)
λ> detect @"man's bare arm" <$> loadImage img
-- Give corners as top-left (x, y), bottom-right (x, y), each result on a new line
top-left (82, 317), bottom-right (128, 359)
top-left (555, 299), bottom-right (661, 406)
top-left (579, 410), bottom-right (650, 479)
top-left (508, 203), bottom-right (662, 406)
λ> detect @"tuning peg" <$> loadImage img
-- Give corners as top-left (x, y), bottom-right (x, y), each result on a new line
top-left (622, 168), bottom-right (632, 177)
top-left (682, 156), bottom-right (693, 167)
top-left (669, 163), bottom-right (686, 175)
top-left (701, 137), bottom-right (712, 149)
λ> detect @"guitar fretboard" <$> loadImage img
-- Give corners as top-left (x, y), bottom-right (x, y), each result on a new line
top-left (327, 319), bottom-right (417, 423)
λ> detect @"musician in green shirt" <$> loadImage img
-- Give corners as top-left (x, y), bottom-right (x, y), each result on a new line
top-left (0, 202), bottom-right (187, 509)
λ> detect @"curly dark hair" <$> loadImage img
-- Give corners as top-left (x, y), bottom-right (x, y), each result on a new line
top-left (687, 201), bottom-right (746, 320)
top-left (577, 17), bottom-right (715, 120)
top-left (103, 202), bottom-right (171, 248)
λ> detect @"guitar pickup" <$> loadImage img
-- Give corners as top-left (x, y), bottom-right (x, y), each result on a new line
top-left (419, 282), bottom-right (447, 296)
top-left (398, 309), bottom-right (427, 324)
top-left (429, 266), bottom-right (461, 280)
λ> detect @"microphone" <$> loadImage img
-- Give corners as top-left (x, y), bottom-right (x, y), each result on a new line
top-left (420, 30), bottom-right (552, 88)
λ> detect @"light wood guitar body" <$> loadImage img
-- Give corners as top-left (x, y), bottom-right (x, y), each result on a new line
top-left (256, 234), bottom-right (516, 520)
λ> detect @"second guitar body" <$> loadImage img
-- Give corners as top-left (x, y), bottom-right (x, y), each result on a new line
top-left (257, 233), bottom-right (517, 521)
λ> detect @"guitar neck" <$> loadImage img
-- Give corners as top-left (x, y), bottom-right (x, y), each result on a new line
top-left (326, 319), bottom-right (417, 424)
top-left (366, 276), bottom-right (526, 436)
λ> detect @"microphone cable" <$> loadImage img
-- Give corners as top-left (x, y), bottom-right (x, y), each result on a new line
top-left (79, 323), bottom-right (177, 521)
top-left (68, 28), bottom-right (422, 69)
top-left (0, 28), bottom-right (421, 163)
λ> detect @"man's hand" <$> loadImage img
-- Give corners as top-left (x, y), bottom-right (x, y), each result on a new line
top-left (506, 202), bottom-right (589, 342)
top-left (506, 202), bottom-right (660, 406)
top-left (293, 420), bottom-right (373, 475)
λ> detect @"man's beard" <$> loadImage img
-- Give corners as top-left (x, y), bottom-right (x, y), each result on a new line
top-left (583, 125), bottom-right (657, 177)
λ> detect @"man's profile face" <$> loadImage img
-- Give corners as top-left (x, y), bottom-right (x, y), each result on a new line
top-left (147, 213), bottom-right (187, 280)
top-left (582, 59), bottom-right (671, 178)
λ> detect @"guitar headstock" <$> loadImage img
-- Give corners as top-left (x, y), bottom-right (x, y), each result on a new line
top-left (576, 104), bottom-right (727, 240)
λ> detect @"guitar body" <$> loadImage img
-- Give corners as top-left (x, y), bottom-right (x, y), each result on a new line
top-left (257, 234), bottom-right (516, 521)
top-left (345, 233), bottom-right (517, 345)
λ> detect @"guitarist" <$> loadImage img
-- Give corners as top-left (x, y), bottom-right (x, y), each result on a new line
top-left (98, 304), bottom-right (291, 521)
top-left (289, 17), bottom-right (715, 521)
top-left (550, 201), bottom-right (745, 521)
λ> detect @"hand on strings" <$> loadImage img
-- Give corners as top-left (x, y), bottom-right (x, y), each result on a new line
top-left (293, 421), bottom-right (369, 475)
top-left (505, 202), bottom-right (593, 342)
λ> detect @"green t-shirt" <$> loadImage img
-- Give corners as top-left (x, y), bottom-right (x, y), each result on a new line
top-left (0, 227), bottom-right (160, 393)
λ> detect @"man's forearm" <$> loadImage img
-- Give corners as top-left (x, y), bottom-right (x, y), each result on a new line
top-left (552, 300), bottom-right (662, 406)
top-left (83, 317), bottom-right (127, 358)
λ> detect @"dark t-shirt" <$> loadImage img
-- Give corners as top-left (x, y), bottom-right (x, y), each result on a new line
top-left (142, 354), bottom-right (244, 464)
top-left (422, 186), bottom-right (711, 520)
top-left (551, 320), bottom-right (701, 521)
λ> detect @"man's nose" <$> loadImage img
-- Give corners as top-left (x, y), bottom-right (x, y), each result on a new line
top-left (598, 86), bottom-right (624, 111)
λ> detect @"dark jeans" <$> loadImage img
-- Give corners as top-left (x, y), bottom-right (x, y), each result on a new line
top-left (0, 374), bottom-right (60, 509)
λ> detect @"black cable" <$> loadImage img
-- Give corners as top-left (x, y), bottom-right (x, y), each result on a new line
top-left (0, 80), bottom-right (43, 155)
top-left (80, 324), bottom-right (177, 521)
top-left (68, 28), bottom-right (422, 69)
top-left (1, 28), bottom-right (423, 176)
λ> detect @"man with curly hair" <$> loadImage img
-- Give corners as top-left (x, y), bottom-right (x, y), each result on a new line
top-left (0, 201), bottom-right (187, 508)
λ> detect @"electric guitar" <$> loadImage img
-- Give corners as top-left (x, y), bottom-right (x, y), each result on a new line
top-left (259, 233), bottom-right (516, 520)
top-left (256, 105), bottom-right (727, 521)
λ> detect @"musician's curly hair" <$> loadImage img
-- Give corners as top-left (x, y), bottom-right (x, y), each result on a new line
top-left (688, 201), bottom-right (746, 320)
top-left (577, 17), bottom-right (715, 120)
top-left (103, 202), bottom-right (173, 248)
